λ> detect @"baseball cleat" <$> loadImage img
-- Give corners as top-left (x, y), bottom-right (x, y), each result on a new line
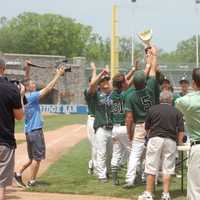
top-left (122, 182), bottom-right (135, 189)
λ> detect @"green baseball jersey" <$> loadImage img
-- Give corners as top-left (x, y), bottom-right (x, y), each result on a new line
top-left (173, 92), bottom-right (187, 106)
top-left (90, 90), bottom-right (113, 129)
top-left (176, 91), bottom-right (200, 141)
top-left (125, 77), bottom-right (156, 123)
top-left (84, 89), bottom-right (96, 116)
top-left (124, 87), bottom-right (135, 97)
top-left (111, 90), bottom-right (125, 125)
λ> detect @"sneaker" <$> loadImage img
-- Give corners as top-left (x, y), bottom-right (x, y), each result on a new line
top-left (161, 192), bottom-right (171, 200)
top-left (138, 191), bottom-right (154, 200)
top-left (122, 182), bottom-right (134, 189)
top-left (99, 178), bottom-right (108, 183)
top-left (26, 180), bottom-right (37, 188)
top-left (14, 172), bottom-right (26, 188)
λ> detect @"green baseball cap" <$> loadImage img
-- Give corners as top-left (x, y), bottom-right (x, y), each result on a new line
top-left (133, 70), bottom-right (146, 89)
top-left (98, 74), bottom-right (111, 84)
top-left (179, 76), bottom-right (189, 84)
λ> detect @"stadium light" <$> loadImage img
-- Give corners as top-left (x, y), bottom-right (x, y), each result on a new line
top-left (195, 0), bottom-right (200, 67)
top-left (131, 0), bottom-right (136, 66)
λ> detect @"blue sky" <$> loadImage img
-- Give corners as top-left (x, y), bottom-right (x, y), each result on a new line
top-left (0, 0), bottom-right (200, 52)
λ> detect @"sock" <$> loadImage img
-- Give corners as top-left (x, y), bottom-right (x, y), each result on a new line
top-left (30, 180), bottom-right (36, 184)
top-left (144, 191), bottom-right (152, 196)
top-left (16, 172), bottom-right (22, 176)
top-left (162, 192), bottom-right (170, 197)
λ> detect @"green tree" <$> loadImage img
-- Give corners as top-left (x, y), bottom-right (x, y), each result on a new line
top-left (0, 12), bottom-right (92, 57)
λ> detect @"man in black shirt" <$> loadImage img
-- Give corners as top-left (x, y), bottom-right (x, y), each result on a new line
top-left (138, 91), bottom-right (184, 200)
top-left (0, 59), bottom-right (24, 200)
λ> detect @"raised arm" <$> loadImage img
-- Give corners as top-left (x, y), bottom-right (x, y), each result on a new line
top-left (125, 60), bottom-right (140, 87)
top-left (148, 45), bottom-right (157, 77)
top-left (24, 60), bottom-right (31, 81)
top-left (88, 67), bottom-right (109, 94)
top-left (125, 60), bottom-right (139, 81)
top-left (90, 62), bottom-right (97, 82)
top-left (39, 67), bottom-right (65, 99)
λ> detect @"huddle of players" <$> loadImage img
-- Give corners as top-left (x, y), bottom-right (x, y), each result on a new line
top-left (84, 45), bottom-right (160, 186)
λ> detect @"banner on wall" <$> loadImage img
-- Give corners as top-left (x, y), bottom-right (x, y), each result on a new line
top-left (40, 104), bottom-right (88, 114)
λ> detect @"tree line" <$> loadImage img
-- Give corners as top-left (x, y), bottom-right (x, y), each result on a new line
top-left (0, 12), bottom-right (199, 67)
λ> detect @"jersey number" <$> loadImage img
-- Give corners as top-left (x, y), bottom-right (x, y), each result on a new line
top-left (140, 95), bottom-right (152, 111)
top-left (112, 100), bottom-right (124, 114)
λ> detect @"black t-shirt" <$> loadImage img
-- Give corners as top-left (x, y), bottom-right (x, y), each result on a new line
top-left (145, 103), bottom-right (184, 142)
top-left (0, 77), bottom-right (22, 148)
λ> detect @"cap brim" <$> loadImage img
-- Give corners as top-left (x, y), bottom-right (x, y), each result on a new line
top-left (98, 76), bottom-right (110, 84)
top-left (179, 80), bottom-right (189, 84)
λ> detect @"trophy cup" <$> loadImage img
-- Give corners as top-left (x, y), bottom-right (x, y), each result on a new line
top-left (138, 29), bottom-right (152, 47)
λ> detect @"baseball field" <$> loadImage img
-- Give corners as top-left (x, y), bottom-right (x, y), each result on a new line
top-left (12, 114), bottom-right (187, 200)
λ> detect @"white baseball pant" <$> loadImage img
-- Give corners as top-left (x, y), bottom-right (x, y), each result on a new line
top-left (125, 124), bottom-right (146, 184)
top-left (95, 127), bottom-right (112, 179)
top-left (111, 125), bottom-right (131, 168)
top-left (86, 115), bottom-right (96, 170)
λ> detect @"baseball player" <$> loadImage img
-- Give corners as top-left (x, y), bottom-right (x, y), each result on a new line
top-left (87, 68), bottom-right (113, 182)
top-left (174, 76), bottom-right (190, 100)
top-left (123, 45), bottom-right (158, 188)
top-left (84, 62), bottom-right (97, 175)
top-left (110, 63), bottom-right (142, 185)
top-left (110, 73), bottom-right (131, 185)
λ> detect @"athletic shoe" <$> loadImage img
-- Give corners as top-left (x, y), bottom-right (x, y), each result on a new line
top-left (161, 192), bottom-right (171, 200)
top-left (26, 181), bottom-right (37, 188)
top-left (122, 182), bottom-right (135, 189)
top-left (99, 178), bottom-right (108, 183)
top-left (112, 172), bottom-right (119, 186)
top-left (14, 172), bottom-right (26, 188)
top-left (138, 191), bottom-right (154, 200)
top-left (88, 167), bottom-right (93, 175)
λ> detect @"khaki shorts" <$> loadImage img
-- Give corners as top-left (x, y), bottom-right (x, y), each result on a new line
top-left (145, 137), bottom-right (177, 175)
top-left (0, 145), bottom-right (15, 187)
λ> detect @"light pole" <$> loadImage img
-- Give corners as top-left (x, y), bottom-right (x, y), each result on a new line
top-left (195, 0), bottom-right (200, 67)
top-left (131, 0), bottom-right (136, 66)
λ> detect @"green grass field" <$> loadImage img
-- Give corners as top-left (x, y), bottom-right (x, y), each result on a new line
top-left (30, 139), bottom-right (187, 200)
top-left (15, 114), bottom-right (87, 133)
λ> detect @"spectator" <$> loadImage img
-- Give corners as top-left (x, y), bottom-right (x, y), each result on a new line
top-left (0, 58), bottom-right (24, 200)
top-left (176, 68), bottom-right (200, 200)
top-left (14, 62), bottom-right (64, 188)
top-left (138, 91), bottom-right (184, 200)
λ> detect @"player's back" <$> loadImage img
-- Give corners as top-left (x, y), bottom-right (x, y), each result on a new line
top-left (125, 87), bottom-right (154, 123)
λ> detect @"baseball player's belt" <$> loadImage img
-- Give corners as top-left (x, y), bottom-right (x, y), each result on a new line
top-left (191, 140), bottom-right (200, 146)
top-left (101, 124), bottom-right (113, 130)
top-left (88, 114), bottom-right (95, 117)
top-left (114, 123), bottom-right (125, 126)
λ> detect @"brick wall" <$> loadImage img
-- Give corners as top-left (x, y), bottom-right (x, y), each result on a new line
top-left (1, 53), bottom-right (86, 104)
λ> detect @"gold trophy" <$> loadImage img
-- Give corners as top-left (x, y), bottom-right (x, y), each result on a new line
top-left (138, 29), bottom-right (152, 47)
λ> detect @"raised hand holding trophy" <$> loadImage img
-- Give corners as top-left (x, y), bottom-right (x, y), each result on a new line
top-left (138, 29), bottom-right (152, 47)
